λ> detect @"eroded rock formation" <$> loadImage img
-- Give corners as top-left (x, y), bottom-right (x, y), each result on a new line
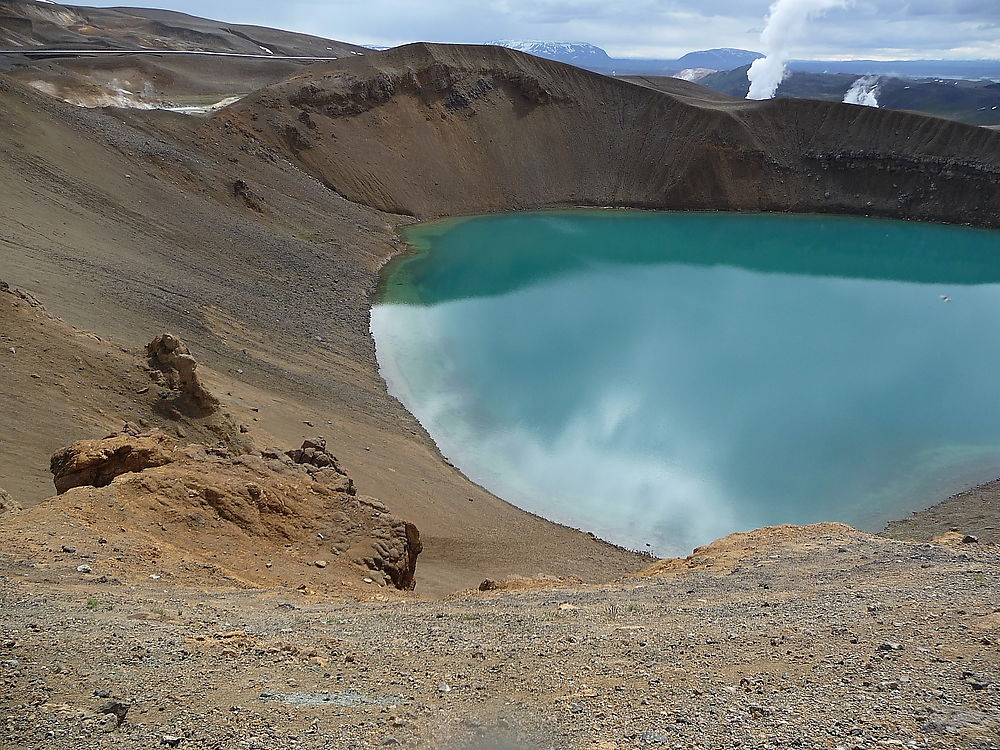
top-left (145, 333), bottom-right (220, 417)
top-left (0, 487), bottom-right (18, 514)
top-left (43, 430), bottom-right (421, 590)
top-left (50, 431), bottom-right (178, 494)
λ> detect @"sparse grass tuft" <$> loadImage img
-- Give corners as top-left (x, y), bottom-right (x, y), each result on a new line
top-left (605, 603), bottom-right (640, 619)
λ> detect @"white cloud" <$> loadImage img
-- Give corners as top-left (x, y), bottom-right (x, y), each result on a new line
top-left (80, 0), bottom-right (1000, 60)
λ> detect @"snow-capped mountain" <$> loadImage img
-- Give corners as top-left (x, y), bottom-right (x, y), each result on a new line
top-left (674, 48), bottom-right (763, 70)
top-left (487, 41), bottom-right (612, 65)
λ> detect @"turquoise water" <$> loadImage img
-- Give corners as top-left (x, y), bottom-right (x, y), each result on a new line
top-left (371, 211), bottom-right (1000, 555)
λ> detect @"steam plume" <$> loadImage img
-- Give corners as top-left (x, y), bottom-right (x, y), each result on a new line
top-left (843, 75), bottom-right (880, 107)
top-left (747, 0), bottom-right (850, 100)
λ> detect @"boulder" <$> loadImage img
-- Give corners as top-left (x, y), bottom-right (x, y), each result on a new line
top-left (50, 431), bottom-right (178, 494)
top-left (286, 438), bottom-right (354, 494)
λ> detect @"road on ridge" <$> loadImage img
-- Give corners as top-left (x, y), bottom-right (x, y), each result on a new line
top-left (0, 48), bottom-right (348, 61)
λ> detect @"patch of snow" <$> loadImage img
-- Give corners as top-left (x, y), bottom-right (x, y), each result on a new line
top-left (258, 45), bottom-right (273, 55)
top-left (673, 67), bottom-right (717, 82)
top-left (843, 75), bottom-right (880, 107)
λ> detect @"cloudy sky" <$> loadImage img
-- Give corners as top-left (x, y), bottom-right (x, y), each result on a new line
top-left (82, 0), bottom-right (1000, 60)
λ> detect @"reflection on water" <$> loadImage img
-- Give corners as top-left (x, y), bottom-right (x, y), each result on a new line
top-left (372, 211), bottom-right (1000, 555)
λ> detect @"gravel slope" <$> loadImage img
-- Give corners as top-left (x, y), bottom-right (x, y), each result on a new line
top-left (1, 524), bottom-right (997, 749)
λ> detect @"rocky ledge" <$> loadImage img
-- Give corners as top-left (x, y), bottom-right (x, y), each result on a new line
top-left (9, 429), bottom-right (422, 593)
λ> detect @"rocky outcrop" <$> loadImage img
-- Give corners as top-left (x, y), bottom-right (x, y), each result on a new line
top-left (145, 333), bottom-right (220, 417)
top-left (50, 431), bottom-right (178, 494)
top-left (635, 522), bottom-right (870, 578)
top-left (283, 437), bottom-right (354, 494)
top-left (44, 432), bottom-right (421, 591)
top-left (0, 487), bottom-right (18, 514)
top-left (0, 279), bottom-right (43, 308)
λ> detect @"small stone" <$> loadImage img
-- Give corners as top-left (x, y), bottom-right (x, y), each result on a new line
top-left (639, 731), bottom-right (671, 745)
top-left (161, 736), bottom-right (183, 747)
top-left (314, 560), bottom-right (327, 569)
top-left (61, 545), bottom-right (77, 554)
top-left (363, 577), bottom-right (374, 584)
top-left (878, 641), bottom-right (904, 651)
top-left (97, 700), bottom-right (130, 727)
top-left (437, 683), bottom-right (451, 693)
top-left (77, 564), bottom-right (92, 574)
top-left (30, 373), bottom-right (40, 379)
top-left (380, 739), bottom-right (399, 746)
top-left (961, 534), bottom-right (979, 543)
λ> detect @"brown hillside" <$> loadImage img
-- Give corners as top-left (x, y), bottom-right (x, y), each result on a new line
top-left (1, 52), bottom-right (312, 109)
top-left (0, 73), bottom-right (646, 594)
top-left (222, 43), bottom-right (1000, 225)
top-left (0, 0), bottom-right (366, 56)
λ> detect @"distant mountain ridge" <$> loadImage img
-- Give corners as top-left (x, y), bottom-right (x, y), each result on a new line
top-left (698, 65), bottom-right (1000, 126)
top-left (484, 40), bottom-right (1000, 82)
top-left (674, 48), bottom-right (763, 69)
top-left (487, 40), bottom-right (611, 65)
top-left (487, 40), bottom-right (760, 74)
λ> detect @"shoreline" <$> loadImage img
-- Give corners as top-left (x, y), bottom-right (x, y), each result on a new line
top-left (371, 209), bottom-right (1000, 559)
top-left (883, 475), bottom-right (1000, 545)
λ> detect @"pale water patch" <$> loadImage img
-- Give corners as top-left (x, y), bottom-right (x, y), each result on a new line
top-left (372, 211), bottom-right (1000, 555)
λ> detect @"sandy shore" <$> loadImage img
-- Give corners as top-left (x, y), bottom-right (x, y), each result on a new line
top-left (884, 478), bottom-right (1000, 546)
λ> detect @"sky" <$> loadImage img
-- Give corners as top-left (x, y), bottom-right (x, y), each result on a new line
top-left (79, 0), bottom-right (1000, 60)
